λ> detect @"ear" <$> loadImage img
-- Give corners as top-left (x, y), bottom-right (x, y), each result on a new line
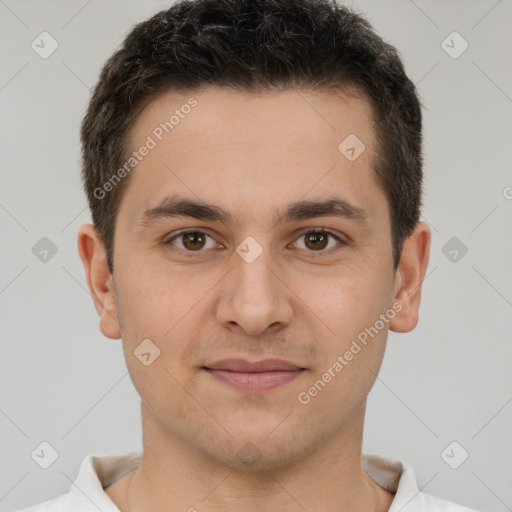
top-left (389, 221), bottom-right (431, 333)
top-left (77, 223), bottom-right (121, 339)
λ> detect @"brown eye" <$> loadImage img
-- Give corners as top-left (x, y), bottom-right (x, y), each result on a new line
top-left (182, 232), bottom-right (206, 250)
top-left (304, 232), bottom-right (329, 250)
top-left (293, 230), bottom-right (343, 254)
top-left (165, 230), bottom-right (217, 252)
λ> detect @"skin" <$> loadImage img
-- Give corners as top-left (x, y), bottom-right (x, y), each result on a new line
top-left (78, 85), bottom-right (430, 511)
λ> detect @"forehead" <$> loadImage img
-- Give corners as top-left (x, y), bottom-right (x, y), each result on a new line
top-left (131, 85), bottom-right (375, 151)
top-left (118, 85), bottom-right (385, 227)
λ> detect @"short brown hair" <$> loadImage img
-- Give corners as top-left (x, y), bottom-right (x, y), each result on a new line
top-left (80, 0), bottom-right (423, 273)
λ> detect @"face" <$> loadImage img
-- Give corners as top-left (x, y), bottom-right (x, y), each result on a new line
top-left (81, 86), bottom-right (427, 470)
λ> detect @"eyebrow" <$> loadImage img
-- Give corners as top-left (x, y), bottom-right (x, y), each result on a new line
top-left (136, 195), bottom-right (371, 229)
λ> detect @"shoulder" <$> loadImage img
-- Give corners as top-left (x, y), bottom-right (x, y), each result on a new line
top-left (14, 452), bottom-right (140, 512)
top-left (401, 490), bottom-right (482, 511)
top-left (14, 493), bottom-right (69, 512)
top-left (362, 453), bottom-right (482, 512)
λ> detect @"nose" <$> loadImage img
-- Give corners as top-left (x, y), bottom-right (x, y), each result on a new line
top-left (215, 244), bottom-right (294, 336)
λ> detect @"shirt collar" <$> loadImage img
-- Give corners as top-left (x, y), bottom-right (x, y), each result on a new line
top-left (69, 451), bottom-right (418, 510)
top-left (66, 452), bottom-right (142, 511)
top-left (363, 453), bottom-right (422, 510)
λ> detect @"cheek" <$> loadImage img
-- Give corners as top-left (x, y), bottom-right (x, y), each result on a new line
top-left (116, 256), bottom-right (221, 337)
top-left (292, 259), bottom-right (392, 396)
top-left (297, 318), bottom-right (388, 423)
top-left (293, 259), bottom-right (389, 339)
top-left (114, 260), bottom-right (228, 400)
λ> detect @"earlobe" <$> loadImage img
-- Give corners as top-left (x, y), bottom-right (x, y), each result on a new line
top-left (77, 224), bottom-right (121, 340)
top-left (389, 221), bottom-right (431, 333)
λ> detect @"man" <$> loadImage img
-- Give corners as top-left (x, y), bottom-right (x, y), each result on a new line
top-left (19, 0), bottom-right (480, 510)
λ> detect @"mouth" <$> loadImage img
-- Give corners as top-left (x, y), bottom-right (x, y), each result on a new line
top-left (202, 358), bottom-right (306, 393)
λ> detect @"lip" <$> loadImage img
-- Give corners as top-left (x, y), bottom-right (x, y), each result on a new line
top-left (205, 358), bottom-right (303, 372)
top-left (202, 358), bottom-right (306, 392)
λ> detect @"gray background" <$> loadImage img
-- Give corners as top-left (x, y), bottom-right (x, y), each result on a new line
top-left (1, 0), bottom-right (511, 510)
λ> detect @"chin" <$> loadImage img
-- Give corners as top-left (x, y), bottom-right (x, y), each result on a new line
top-left (200, 430), bottom-right (312, 472)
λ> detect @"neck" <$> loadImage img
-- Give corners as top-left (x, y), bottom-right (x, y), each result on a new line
top-left (120, 400), bottom-right (394, 512)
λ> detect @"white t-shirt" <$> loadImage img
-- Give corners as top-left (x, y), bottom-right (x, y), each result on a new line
top-left (17, 452), bottom-right (480, 511)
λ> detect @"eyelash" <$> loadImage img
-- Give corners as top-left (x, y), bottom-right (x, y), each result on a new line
top-left (162, 228), bottom-right (347, 257)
